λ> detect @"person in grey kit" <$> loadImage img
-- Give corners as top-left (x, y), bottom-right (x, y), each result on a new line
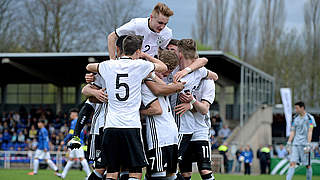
top-left (286, 101), bottom-right (316, 180)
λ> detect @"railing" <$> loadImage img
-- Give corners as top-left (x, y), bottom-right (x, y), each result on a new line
top-left (0, 151), bottom-right (67, 169)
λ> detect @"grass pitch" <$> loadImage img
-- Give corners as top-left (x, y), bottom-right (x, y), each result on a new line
top-left (0, 169), bottom-right (316, 180)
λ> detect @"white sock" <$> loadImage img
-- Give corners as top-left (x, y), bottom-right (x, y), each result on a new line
top-left (62, 160), bottom-right (74, 178)
top-left (33, 159), bottom-right (39, 174)
top-left (47, 159), bottom-right (58, 171)
top-left (306, 167), bottom-right (312, 180)
top-left (81, 159), bottom-right (91, 176)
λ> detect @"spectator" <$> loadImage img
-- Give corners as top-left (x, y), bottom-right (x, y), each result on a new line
top-left (13, 112), bottom-right (20, 123)
top-left (11, 132), bottom-right (17, 143)
top-left (259, 145), bottom-right (271, 174)
top-left (0, 133), bottom-right (3, 148)
top-left (3, 129), bottom-right (11, 144)
top-left (31, 138), bottom-right (38, 150)
top-left (0, 122), bottom-right (3, 133)
top-left (17, 131), bottom-right (25, 144)
top-left (29, 125), bottom-right (37, 139)
top-left (48, 124), bottom-right (55, 135)
top-left (276, 144), bottom-right (287, 158)
top-left (218, 143), bottom-right (229, 173)
top-left (218, 124), bottom-right (231, 141)
top-left (60, 123), bottom-right (68, 135)
top-left (235, 146), bottom-right (243, 173)
top-left (241, 145), bottom-right (253, 175)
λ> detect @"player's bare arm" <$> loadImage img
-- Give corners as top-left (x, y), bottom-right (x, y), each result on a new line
top-left (108, 31), bottom-right (118, 60)
top-left (207, 70), bottom-right (219, 81)
top-left (287, 130), bottom-right (295, 143)
top-left (307, 126), bottom-right (313, 143)
top-left (174, 57), bottom-right (208, 81)
top-left (82, 84), bottom-right (108, 103)
top-left (85, 73), bottom-right (95, 83)
top-left (140, 99), bottom-right (162, 116)
top-left (145, 80), bottom-right (184, 96)
top-left (192, 100), bottom-right (210, 115)
top-left (140, 52), bottom-right (167, 72)
top-left (86, 63), bottom-right (99, 73)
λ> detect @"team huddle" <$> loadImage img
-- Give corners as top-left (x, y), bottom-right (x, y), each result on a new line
top-left (77, 3), bottom-right (218, 180)
top-left (26, 2), bottom-right (317, 180)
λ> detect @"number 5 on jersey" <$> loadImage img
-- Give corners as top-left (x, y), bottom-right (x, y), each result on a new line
top-left (116, 74), bottom-right (129, 101)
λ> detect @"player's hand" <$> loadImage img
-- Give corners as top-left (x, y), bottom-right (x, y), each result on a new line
top-left (93, 88), bottom-right (108, 103)
top-left (173, 69), bottom-right (188, 82)
top-left (44, 149), bottom-right (47, 152)
top-left (155, 72), bottom-right (164, 79)
top-left (85, 73), bottom-right (95, 83)
top-left (139, 52), bottom-right (148, 59)
top-left (179, 92), bottom-right (193, 103)
top-left (210, 72), bottom-right (218, 81)
top-left (67, 136), bottom-right (81, 150)
top-left (173, 81), bottom-right (185, 93)
top-left (304, 143), bottom-right (312, 154)
top-left (286, 142), bottom-right (292, 152)
top-left (174, 103), bottom-right (192, 116)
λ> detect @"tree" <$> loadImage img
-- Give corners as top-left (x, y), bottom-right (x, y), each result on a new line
top-left (210, 0), bottom-right (229, 50)
top-left (192, 0), bottom-right (212, 46)
top-left (88, 0), bottom-right (144, 51)
top-left (19, 0), bottom-right (96, 52)
top-left (0, 0), bottom-right (22, 52)
top-left (230, 0), bottom-right (256, 61)
top-left (303, 0), bottom-right (320, 106)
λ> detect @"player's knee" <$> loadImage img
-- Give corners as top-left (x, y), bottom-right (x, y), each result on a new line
top-left (106, 172), bottom-right (118, 180)
top-left (290, 162), bottom-right (296, 167)
top-left (199, 169), bottom-right (212, 176)
top-left (181, 172), bottom-right (192, 178)
top-left (200, 172), bottom-right (214, 180)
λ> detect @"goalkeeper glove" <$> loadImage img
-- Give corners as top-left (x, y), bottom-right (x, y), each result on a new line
top-left (67, 136), bottom-right (81, 150)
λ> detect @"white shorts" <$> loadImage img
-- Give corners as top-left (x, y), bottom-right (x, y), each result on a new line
top-left (34, 149), bottom-right (51, 159)
top-left (69, 147), bottom-right (85, 158)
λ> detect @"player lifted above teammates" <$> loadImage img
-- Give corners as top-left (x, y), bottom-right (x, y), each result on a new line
top-left (86, 35), bottom-right (167, 180)
top-left (286, 101), bottom-right (316, 180)
top-left (108, 2), bottom-right (173, 58)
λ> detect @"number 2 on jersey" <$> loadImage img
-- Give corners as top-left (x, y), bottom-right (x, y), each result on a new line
top-left (116, 74), bottom-right (129, 101)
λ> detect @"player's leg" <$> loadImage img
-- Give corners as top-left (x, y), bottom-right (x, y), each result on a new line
top-left (194, 141), bottom-right (214, 180)
top-left (124, 129), bottom-right (148, 180)
top-left (179, 142), bottom-right (193, 180)
top-left (302, 149), bottom-right (312, 180)
top-left (286, 145), bottom-right (299, 180)
top-left (165, 145), bottom-right (178, 180)
top-left (28, 149), bottom-right (41, 175)
top-left (61, 150), bottom-right (76, 179)
top-left (44, 152), bottom-right (59, 173)
top-left (79, 156), bottom-right (91, 177)
top-left (101, 128), bottom-right (121, 180)
top-left (88, 131), bottom-right (106, 180)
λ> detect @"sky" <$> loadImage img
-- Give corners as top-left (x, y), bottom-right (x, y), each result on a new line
top-left (140, 0), bottom-right (306, 40)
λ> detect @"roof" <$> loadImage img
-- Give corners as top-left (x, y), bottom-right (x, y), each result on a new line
top-left (0, 51), bottom-right (274, 86)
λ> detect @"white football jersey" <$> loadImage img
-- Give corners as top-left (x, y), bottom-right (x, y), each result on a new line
top-left (191, 79), bottom-right (215, 141)
top-left (141, 82), bottom-right (179, 150)
top-left (172, 67), bottom-right (208, 134)
top-left (98, 57), bottom-right (155, 128)
top-left (116, 18), bottom-right (172, 57)
top-left (90, 74), bottom-right (108, 135)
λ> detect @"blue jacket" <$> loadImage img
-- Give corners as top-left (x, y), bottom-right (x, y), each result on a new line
top-left (38, 127), bottom-right (49, 150)
top-left (241, 150), bottom-right (253, 163)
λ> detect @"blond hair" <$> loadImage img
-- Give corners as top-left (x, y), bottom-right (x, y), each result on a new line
top-left (178, 39), bottom-right (197, 59)
top-left (152, 3), bottom-right (174, 17)
top-left (159, 50), bottom-right (178, 71)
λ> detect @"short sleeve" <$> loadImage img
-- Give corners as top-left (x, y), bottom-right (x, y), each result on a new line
top-left (309, 114), bottom-right (317, 128)
top-left (94, 74), bottom-right (104, 88)
top-left (98, 61), bottom-right (109, 78)
top-left (141, 83), bottom-right (158, 108)
top-left (198, 67), bottom-right (208, 79)
top-left (115, 19), bottom-right (137, 37)
top-left (137, 60), bottom-right (155, 80)
top-left (290, 119), bottom-right (296, 131)
top-left (201, 79), bottom-right (215, 104)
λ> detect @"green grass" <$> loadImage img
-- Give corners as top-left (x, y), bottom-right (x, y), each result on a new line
top-left (0, 169), bottom-right (317, 180)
